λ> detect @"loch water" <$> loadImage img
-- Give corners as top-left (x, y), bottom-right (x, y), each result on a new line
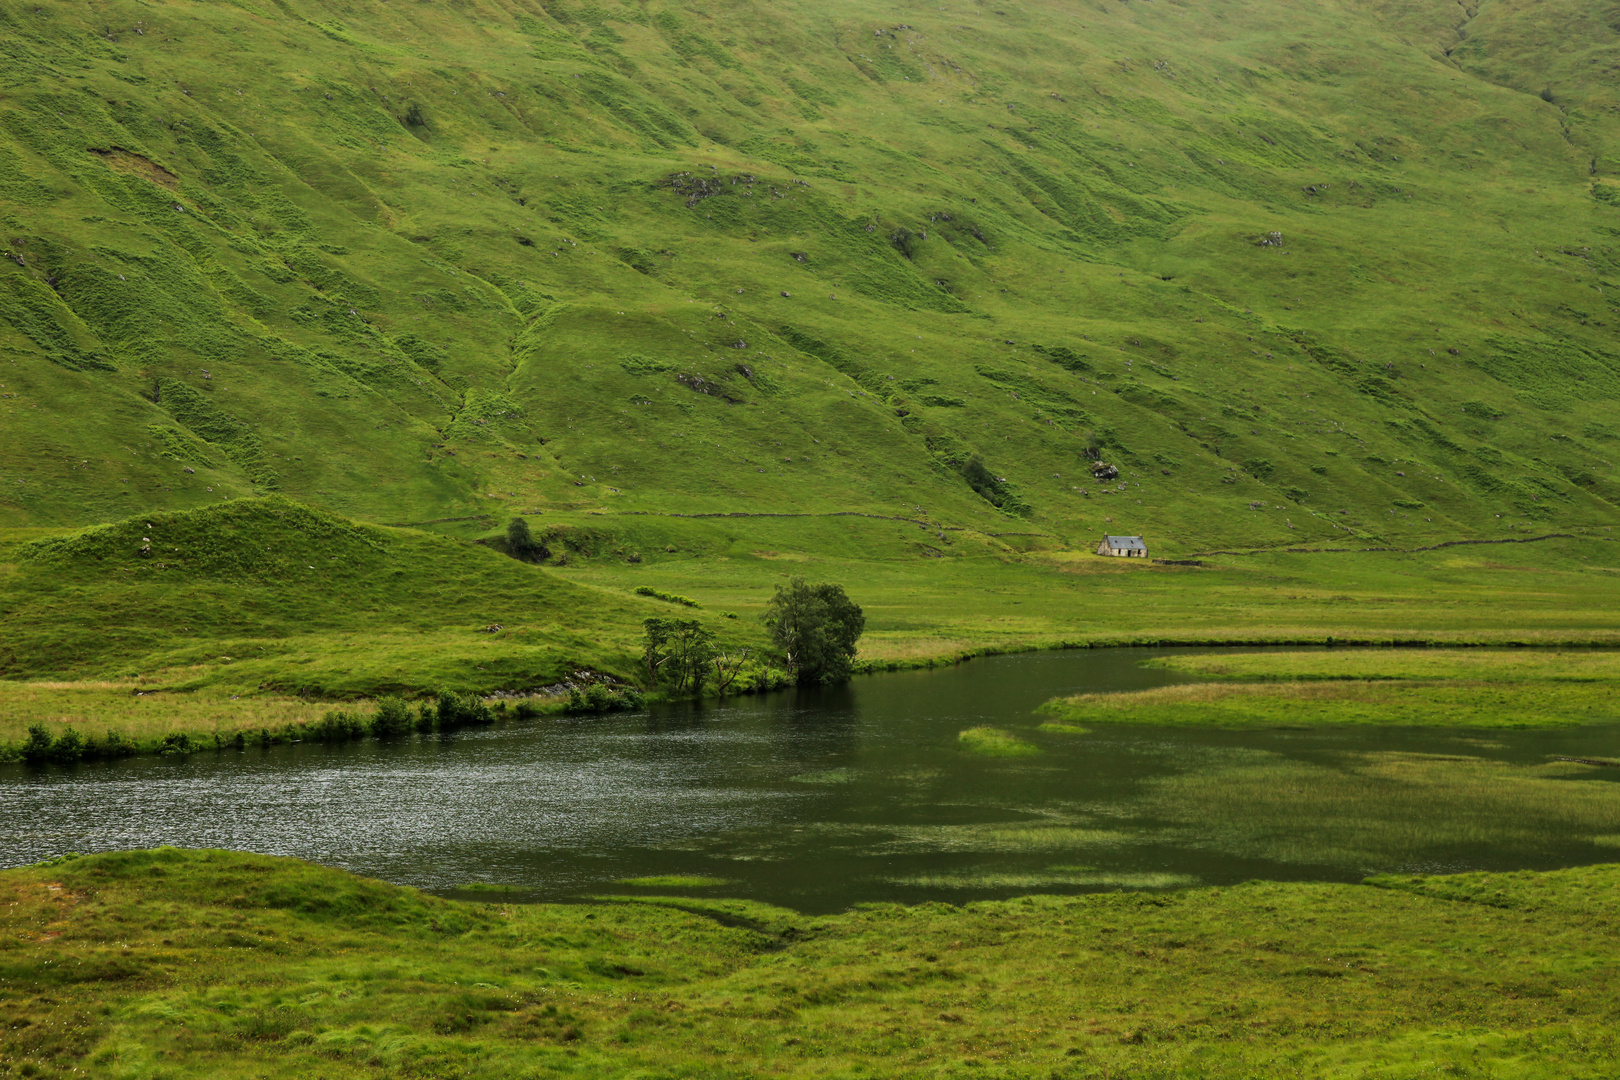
top-left (5, 647), bottom-right (1619, 913)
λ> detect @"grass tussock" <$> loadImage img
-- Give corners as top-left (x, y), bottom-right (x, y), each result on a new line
top-left (957, 726), bottom-right (1042, 757)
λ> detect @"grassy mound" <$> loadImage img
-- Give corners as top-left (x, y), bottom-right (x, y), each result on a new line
top-left (5, 848), bottom-right (1620, 1076)
top-left (0, 496), bottom-right (703, 696)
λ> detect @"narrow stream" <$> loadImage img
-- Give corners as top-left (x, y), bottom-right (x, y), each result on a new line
top-left (5, 648), bottom-right (1618, 913)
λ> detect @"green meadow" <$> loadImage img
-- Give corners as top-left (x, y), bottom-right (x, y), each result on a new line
top-left (5, 848), bottom-right (1620, 1078)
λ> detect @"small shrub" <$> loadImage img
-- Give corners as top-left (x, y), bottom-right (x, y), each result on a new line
top-left (21, 725), bottom-right (55, 765)
top-left (505, 517), bottom-right (547, 562)
top-left (620, 353), bottom-right (674, 376)
top-left (99, 730), bottom-right (137, 758)
top-left (962, 457), bottom-right (1006, 506)
top-left (1245, 458), bottom-right (1275, 478)
top-left (49, 727), bottom-right (86, 764)
top-left (371, 696), bottom-right (412, 737)
top-left (1462, 401), bottom-right (1508, 420)
top-left (435, 691), bottom-right (495, 730)
top-left (309, 711), bottom-right (366, 742)
top-left (566, 684), bottom-right (646, 714)
top-left (634, 585), bottom-right (698, 607)
top-left (159, 732), bottom-right (195, 755)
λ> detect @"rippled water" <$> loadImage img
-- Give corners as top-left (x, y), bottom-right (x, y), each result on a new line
top-left (5, 648), bottom-right (1619, 912)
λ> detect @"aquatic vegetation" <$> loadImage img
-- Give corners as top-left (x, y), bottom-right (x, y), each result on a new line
top-left (877, 822), bottom-right (1133, 854)
top-left (613, 875), bottom-right (731, 889)
top-left (788, 768), bottom-right (856, 784)
top-left (1135, 749), bottom-right (1620, 870)
top-left (882, 869), bottom-right (1197, 890)
top-left (1036, 722), bottom-right (1089, 735)
top-left (958, 726), bottom-right (1042, 756)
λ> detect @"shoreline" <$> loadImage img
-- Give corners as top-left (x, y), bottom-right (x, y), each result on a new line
top-left (7, 635), bottom-right (1620, 765)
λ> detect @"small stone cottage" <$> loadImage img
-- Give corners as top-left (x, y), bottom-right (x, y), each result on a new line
top-left (1096, 535), bottom-right (1148, 558)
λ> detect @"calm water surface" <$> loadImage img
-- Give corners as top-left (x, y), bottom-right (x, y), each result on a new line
top-left (5, 648), bottom-right (1618, 913)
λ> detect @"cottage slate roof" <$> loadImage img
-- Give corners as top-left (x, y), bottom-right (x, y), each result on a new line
top-left (1102, 535), bottom-right (1147, 550)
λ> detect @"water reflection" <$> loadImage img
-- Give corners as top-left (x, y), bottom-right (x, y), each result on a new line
top-left (3, 647), bottom-right (1618, 913)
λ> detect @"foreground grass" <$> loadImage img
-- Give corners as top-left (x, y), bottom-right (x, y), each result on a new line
top-left (1040, 648), bottom-right (1620, 728)
top-left (3, 849), bottom-right (1619, 1078)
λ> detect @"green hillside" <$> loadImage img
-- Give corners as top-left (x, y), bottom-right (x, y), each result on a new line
top-left (3, 0), bottom-right (1618, 552)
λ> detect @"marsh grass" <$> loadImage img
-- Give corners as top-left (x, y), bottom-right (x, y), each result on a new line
top-left (1137, 750), bottom-right (1620, 869)
top-left (1149, 649), bottom-right (1620, 684)
top-left (876, 822), bottom-right (1134, 854)
top-left (613, 875), bottom-right (731, 889)
top-left (788, 768), bottom-right (856, 784)
top-left (882, 869), bottom-right (1198, 889)
top-left (957, 726), bottom-right (1041, 757)
top-left (1040, 679), bottom-right (1620, 728)
top-left (9, 848), bottom-right (1620, 1077)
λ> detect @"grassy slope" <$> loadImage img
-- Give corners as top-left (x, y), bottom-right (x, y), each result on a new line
top-left (0, 496), bottom-right (700, 695)
top-left (3, 848), bottom-right (1619, 1078)
top-left (0, 0), bottom-right (1617, 554)
top-left (1040, 646), bottom-right (1620, 727)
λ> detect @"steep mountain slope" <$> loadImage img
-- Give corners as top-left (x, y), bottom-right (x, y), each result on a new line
top-left (2, 0), bottom-right (1618, 551)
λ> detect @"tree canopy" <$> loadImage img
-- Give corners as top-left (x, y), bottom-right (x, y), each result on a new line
top-left (763, 577), bottom-right (865, 684)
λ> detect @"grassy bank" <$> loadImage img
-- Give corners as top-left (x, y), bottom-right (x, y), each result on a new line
top-left (0, 683), bottom-right (590, 764)
top-left (1040, 648), bottom-right (1620, 729)
top-left (3, 848), bottom-right (1619, 1078)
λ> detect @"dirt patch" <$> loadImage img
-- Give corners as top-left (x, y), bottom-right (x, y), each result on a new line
top-left (89, 147), bottom-right (179, 190)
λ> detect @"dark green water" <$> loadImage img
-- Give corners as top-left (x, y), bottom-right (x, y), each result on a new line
top-left (5, 647), bottom-right (1619, 913)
